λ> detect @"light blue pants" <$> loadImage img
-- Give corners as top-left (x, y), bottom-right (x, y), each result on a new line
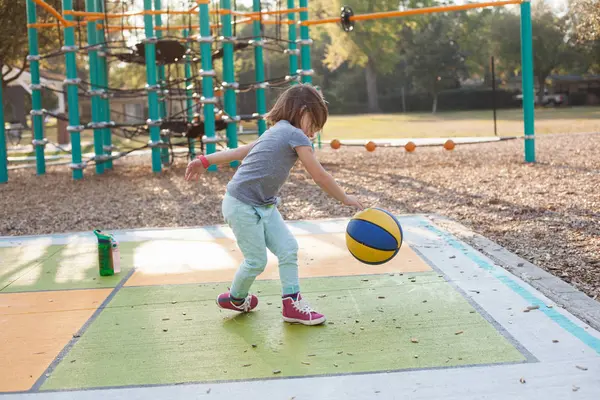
top-left (222, 192), bottom-right (300, 298)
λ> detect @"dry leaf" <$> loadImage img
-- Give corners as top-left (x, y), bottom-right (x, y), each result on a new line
top-left (519, 377), bottom-right (526, 384)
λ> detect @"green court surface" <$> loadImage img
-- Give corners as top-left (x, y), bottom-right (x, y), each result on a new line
top-left (42, 273), bottom-right (525, 390)
top-left (0, 243), bottom-right (139, 292)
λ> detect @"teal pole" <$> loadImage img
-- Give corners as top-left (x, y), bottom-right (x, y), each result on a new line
top-left (298, 0), bottom-right (312, 84)
top-left (198, 0), bottom-right (217, 171)
top-left (221, 0), bottom-right (239, 167)
top-left (183, 29), bottom-right (196, 159)
top-left (287, 0), bottom-right (299, 83)
top-left (26, 0), bottom-right (47, 175)
top-left (0, 78), bottom-right (7, 183)
top-left (144, 0), bottom-right (163, 173)
top-left (154, 0), bottom-right (167, 120)
top-left (63, 0), bottom-right (84, 179)
top-left (154, 0), bottom-right (169, 166)
top-left (520, 0), bottom-right (535, 163)
top-left (96, 0), bottom-right (113, 169)
top-left (252, 0), bottom-right (267, 135)
top-left (85, 0), bottom-right (105, 174)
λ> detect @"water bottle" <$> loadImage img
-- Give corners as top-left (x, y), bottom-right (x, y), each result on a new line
top-left (93, 230), bottom-right (114, 276)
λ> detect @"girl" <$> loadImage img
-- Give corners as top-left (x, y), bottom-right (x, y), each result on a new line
top-left (185, 84), bottom-right (363, 326)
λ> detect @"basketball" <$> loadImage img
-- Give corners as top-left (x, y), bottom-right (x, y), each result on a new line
top-left (345, 208), bottom-right (403, 265)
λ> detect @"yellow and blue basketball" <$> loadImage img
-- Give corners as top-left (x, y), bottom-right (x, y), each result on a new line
top-left (346, 208), bottom-right (403, 265)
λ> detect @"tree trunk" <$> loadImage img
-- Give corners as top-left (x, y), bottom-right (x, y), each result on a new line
top-left (365, 57), bottom-right (380, 113)
top-left (432, 92), bottom-right (438, 113)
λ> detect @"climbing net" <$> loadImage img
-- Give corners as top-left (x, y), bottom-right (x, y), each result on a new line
top-left (22, 0), bottom-right (312, 177)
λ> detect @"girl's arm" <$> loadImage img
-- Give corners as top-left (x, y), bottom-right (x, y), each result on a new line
top-left (185, 142), bottom-right (255, 181)
top-left (296, 146), bottom-right (363, 208)
top-left (204, 142), bottom-right (255, 165)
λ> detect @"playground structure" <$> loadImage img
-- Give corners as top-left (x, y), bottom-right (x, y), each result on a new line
top-left (328, 137), bottom-right (519, 153)
top-left (0, 0), bottom-right (537, 184)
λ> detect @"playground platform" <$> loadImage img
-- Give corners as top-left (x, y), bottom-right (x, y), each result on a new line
top-left (1, 215), bottom-right (599, 399)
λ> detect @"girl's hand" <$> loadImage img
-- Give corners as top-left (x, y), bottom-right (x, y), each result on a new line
top-left (185, 159), bottom-right (206, 181)
top-left (343, 195), bottom-right (364, 210)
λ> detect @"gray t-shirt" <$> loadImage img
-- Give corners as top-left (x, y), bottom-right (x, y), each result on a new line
top-left (226, 120), bottom-right (312, 206)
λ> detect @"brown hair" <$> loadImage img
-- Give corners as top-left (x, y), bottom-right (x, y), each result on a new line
top-left (265, 84), bottom-right (328, 132)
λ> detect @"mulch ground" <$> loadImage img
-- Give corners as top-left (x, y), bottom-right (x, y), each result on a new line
top-left (2, 133), bottom-right (599, 301)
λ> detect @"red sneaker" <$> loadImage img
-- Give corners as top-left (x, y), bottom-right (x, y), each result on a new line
top-left (282, 294), bottom-right (326, 326)
top-left (216, 292), bottom-right (258, 312)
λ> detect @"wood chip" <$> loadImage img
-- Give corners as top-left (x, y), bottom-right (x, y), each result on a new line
top-left (523, 305), bottom-right (540, 312)
top-left (301, 361), bottom-right (310, 365)
top-left (455, 330), bottom-right (464, 335)
top-left (519, 377), bottom-right (526, 384)
top-left (273, 370), bottom-right (281, 374)
top-left (411, 338), bottom-right (419, 343)
top-left (575, 365), bottom-right (588, 371)
top-left (552, 339), bottom-right (559, 343)
top-left (572, 385), bottom-right (580, 392)
top-left (242, 364), bottom-right (252, 367)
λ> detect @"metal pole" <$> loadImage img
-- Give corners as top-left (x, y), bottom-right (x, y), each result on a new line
top-left (144, 0), bottom-right (163, 173)
top-left (287, 0), bottom-right (298, 83)
top-left (26, 0), bottom-right (47, 175)
top-left (63, 0), bottom-right (84, 179)
top-left (298, 0), bottom-right (312, 84)
top-left (520, 0), bottom-right (535, 163)
top-left (85, 0), bottom-right (105, 174)
top-left (96, 0), bottom-right (113, 169)
top-left (0, 75), bottom-right (7, 183)
top-left (198, 0), bottom-right (217, 171)
top-left (221, 0), bottom-right (239, 167)
top-left (154, 0), bottom-right (169, 166)
top-left (491, 56), bottom-right (497, 137)
top-left (183, 29), bottom-right (196, 159)
top-left (253, 0), bottom-right (267, 135)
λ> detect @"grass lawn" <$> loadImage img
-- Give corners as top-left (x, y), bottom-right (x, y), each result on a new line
top-left (322, 106), bottom-right (600, 140)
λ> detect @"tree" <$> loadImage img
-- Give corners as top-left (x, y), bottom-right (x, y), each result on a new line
top-left (402, 15), bottom-right (467, 113)
top-left (0, 0), bottom-right (64, 88)
top-left (312, 0), bottom-right (404, 112)
top-left (569, 0), bottom-right (600, 41)
top-left (491, 3), bottom-right (571, 100)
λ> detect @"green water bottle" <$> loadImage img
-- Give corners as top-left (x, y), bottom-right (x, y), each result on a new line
top-left (94, 230), bottom-right (114, 276)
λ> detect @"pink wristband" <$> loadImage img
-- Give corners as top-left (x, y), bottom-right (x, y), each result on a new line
top-left (196, 155), bottom-right (210, 169)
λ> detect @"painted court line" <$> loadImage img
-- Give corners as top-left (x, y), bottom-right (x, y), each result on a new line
top-left (29, 268), bottom-right (136, 392)
top-left (417, 217), bottom-right (600, 355)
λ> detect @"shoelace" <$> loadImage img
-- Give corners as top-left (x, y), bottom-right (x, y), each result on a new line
top-left (233, 295), bottom-right (252, 312)
top-left (293, 298), bottom-right (315, 315)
